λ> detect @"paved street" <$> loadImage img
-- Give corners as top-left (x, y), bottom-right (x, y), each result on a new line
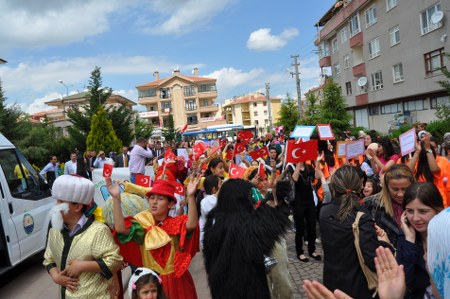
top-left (0, 229), bottom-right (323, 298)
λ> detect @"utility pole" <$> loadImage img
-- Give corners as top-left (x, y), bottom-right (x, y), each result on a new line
top-left (265, 83), bottom-right (273, 132)
top-left (290, 55), bottom-right (302, 120)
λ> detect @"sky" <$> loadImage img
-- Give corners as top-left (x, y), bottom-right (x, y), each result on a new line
top-left (0, 0), bottom-right (336, 114)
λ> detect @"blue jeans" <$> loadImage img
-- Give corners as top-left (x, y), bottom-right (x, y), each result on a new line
top-left (130, 173), bottom-right (136, 184)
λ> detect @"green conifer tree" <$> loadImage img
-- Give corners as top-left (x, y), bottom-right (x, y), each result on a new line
top-left (319, 80), bottom-right (352, 134)
top-left (86, 106), bottom-right (121, 153)
top-left (275, 93), bottom-right (300, 134)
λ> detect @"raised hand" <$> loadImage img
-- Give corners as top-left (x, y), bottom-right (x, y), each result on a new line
top-left (374, 246), bottom-right (406, 299)
top-left (303, 280), bottom-right (353, 299)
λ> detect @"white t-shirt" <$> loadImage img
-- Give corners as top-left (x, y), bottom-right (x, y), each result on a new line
top-left (199, 194), bottom-right (218, 248)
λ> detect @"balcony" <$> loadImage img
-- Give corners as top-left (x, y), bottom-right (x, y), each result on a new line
top-left (161, 108), bottom-right (172, 114)
top-left (352, 63), bottom-right (366, 77)
top-left (319, 56), bottom-right (332, 67)
top-left (199, 103), bottom-right (219, 113)
top-left (350, 32), bottom-right (363, 48)
top-left (138, 97), bottom-right (159, 105)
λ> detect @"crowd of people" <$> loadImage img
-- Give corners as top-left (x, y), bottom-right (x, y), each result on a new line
top-left (42, 124), bottom-right (450, 299)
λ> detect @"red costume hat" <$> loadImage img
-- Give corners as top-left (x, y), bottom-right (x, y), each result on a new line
top-left (145, 179), bottom-right (177, 203)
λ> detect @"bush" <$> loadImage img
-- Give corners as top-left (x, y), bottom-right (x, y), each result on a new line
top-left (390, 124), bottom-right (413, 139)
top-left (427, 119), bottom-right (450, 141)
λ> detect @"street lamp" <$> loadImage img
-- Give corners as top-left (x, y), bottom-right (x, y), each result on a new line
top-left (59, 80), bottom-right (69, 118)
top-left (59, 80), bottom-right (69, 97)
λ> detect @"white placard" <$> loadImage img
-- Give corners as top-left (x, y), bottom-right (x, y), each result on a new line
top-left (336, 141), bottom-right (348, 157)
top-left (177, 148), bottom-right (189, 161)
top-left (399, 128), bottom-right (416, 156)
top-left (345, 139), bottom-right (365, 159)
top-left (290, 125), bottom-right (315, 138)
top-left (317, 124), bottom-right (335, 140)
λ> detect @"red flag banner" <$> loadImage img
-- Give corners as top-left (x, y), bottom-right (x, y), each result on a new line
top-left (248, 146), bottom-right (269, 160)
top-left (225, 149), bottom-right (234, 160)
top-left (285, 139), bottom-right (318, 163)
top-left (172, 181), bottom-right (185, 196)
top-left (220, 139), bottom-right (227, 149)
top-left (210, 145), bottom-right (221, 155)
top-left (102, 163), bottom-right (113, 178)
top-left (229, 163), bottom-right (246, 179)
top-left (164, 147), bottom-right (177, 161)
top-left (233, 141), bottom-right (246, 156)
top-left (136, 174), bottom-right (151, 187)
top-left (258, 162), bottom-right (266, 179)
top-left (193, 142), bottom-right (207, 160)
top-left (180, 123), bottom-right (188, 134)
top-left (237, 130), bottom-right (254, 141)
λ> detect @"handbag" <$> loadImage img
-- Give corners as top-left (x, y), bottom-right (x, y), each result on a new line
top-left (352, 211), bottom-right (378, 297)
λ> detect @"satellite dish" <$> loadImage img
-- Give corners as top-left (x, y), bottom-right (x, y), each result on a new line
top-left (431, 11), bottom-right (444, 24)
top-left (357, 77), bottom-right (368, 87)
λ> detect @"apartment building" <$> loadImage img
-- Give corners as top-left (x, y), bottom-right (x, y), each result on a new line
top-left (315, 0), bottom-right (449, 133)
top-left (41, 91), bottom-right (136, 135)
top-left (136, 68), bottom-right (224, 131)
top-left (223, 92), bottom-right (281, 136)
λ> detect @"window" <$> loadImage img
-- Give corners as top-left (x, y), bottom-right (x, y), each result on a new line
top-left (0, 149), bottom-right (50, 200)
top-left (404, 99), bottom-right (426, 111)
top-left (381, 103), bottom-right (400, 114)
top-left (160, 88), bottom-right (171, 99)
top-left (424, 48), bottom-right (444, 76)
top-left (369, 38), bottom-right (380, 59)
top-left (392, 63), bottom-right (404, 83)
top-left (253, 111), bottom-right (258, 116)
top-left (344, 54), bottom-right (350, 69)
top-left (365, 6), bottom-right (377, 28)
top-left (253, 102), bottom-right (257, 107)
top-left (186, 114), bottom-right (198, 125)
top-left (139, 89), bottom-right (157, 98)
top-left (334, 63), bottom-right (341, 75)
top-left (183, 85), bottom-right (195, 97)
top-left (386, 0), bottom-right (397, 11)
top-left (371, 71), bottom-right (384, 91)
top-left (320, 41), bottom-right (330, 57)
top-left (389, 25), bottom-right (400, 46)
top-left (346, 82), bottom-right (352, 95)
top-left (431, 96), bottom-right (450, 108)
top-left (263, 102), bottom-right (267, 106)
top-left (369, 106), bottom-right (380, 115)
top-left (161, 102), bottom-right (172, 112)
top-left (420, 3), bottom-right (442, 35)
top-left (185, 99), bottom-right (197, 111)
top-left (264, 110), bottom-right (268, 116)
top-left (201, 99), bottom-right (209, 107)
top-left (198, 84), bottom-right (217, 92)
top-left (332, 38), bottom-right (339, 53)
top-left (254, 120), bottom-right (259, 125)
top-left (340, 27), bottom-right (348, 43)
top-left (349, 14), bottom-right (361, 37)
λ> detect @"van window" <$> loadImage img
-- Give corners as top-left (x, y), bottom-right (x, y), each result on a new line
top-left (0, 149), bottom-right (51, 200)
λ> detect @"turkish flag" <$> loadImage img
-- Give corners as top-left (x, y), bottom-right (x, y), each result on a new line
top-left (248, 146), bottom-right (269, 160)
top-left (220, 139), bottom-right (227, 149)
top-left (225, 149), bottom-right (234, 160)
top-left (229, 163), bottom-right (246, 179)
top-left (172, 181), bottom-right (185, 196)
top-left (210, 145), bottom-right (221, 155)
top-left (233, 141), bottom-right (246, 156)
top-left (102, 163), bottom-right (113, 178)
top-left (136, 174), bottom-right (151, 187)
top-left (258, 162), bottom-right (266, 179)
top-left (164, 147), bottom-right (177, 161)
top-left (180, 123), bottom-right (188, 134)
top-left (237, 130), bottom-right (254, 141)
top-left (193, 142), bottom-right (207, 159)
top-left (285, 139), bottom-right (318, 163)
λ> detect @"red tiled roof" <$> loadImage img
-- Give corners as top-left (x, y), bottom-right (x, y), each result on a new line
top-left (136, 74), bottom-right (216, 88)
top-left (30, 108), bottom-right (60, 117)
top-left (223, 93), bottom-right (280, 107)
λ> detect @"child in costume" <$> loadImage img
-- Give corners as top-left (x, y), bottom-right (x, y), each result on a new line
top-left (129, 267), bottom-right (167, 299)
top-left (107, 175), bottom-right (201, 299)
top-left (43, 175), bottom-right (123, 299)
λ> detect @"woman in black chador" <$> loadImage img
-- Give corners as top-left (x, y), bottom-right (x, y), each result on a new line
top-left (203, 179), bottom-right (290, 299)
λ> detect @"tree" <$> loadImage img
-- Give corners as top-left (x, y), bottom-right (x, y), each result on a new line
top-left (67, 66), bottom-right (134, 151)
top-left (275, 93), bottom-right (299, 135)
top-left (319, 80), bottom-right (352, 134)
top-left (86, 107), bottom-right (122, 154)
top-left (134, 116), bottom-right (154, 140)
top-left (436, 53), bottom-right (450, 123)
top-left (302, 93), bottom-right (321, 125)
top-left (0, 80), bottom-right (32, 143)
top-left (162, 113), bottom-right (181, 142)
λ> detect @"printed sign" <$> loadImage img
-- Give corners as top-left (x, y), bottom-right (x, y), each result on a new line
top-left (316, 124), bottom-right (335, 140)
top-left (345, 139), bottom-right (365, 160)
top-left (399, 128), bottom-right (416, 157)
top-left (336, 141), bottom-right (348, 158)
top-left (290, 125), bottom-right (316, 139)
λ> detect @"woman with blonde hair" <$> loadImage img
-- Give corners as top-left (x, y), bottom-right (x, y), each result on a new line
top-left (364, 164), bottom-right (415, 248)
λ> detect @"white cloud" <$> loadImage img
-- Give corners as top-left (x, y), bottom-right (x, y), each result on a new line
top-left (139, 0), bottom-right (237, 35)
top-left (24, 92), bottom-right (62, 114)
top-left (206, 67), bottom-right (265, 96)
top-left (0, 0), bottom-right (124, 49)
top-left (247, 28), bottom-right (299, 52)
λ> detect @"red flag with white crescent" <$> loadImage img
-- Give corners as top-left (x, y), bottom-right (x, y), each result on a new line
top-left (237, 130), bottom-right (254, 141)
top-left (285, 139), bottom-right (318, 163)
top-left (258, 162), bottom-right (266, 179)
top-left (136, 174), bottom-right (151, 187)
top-left (248, 146), bottom-right (269, 160)
top-left (192, 142), bottom-right (207, 160)
top-left (172, 181), bottom-right (185, 196)
top-left (102, 163), bottom-right (113, 178)
top-left (233, 141), bottom-right (246, 156)
top-left (229, 163), bottom-right (246, 179)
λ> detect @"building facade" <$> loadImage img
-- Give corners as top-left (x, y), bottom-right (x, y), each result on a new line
top-left (223, 92), bottom-right (281, 136)
top-left (136, 68), bottom-right (225, 131)
top-left (315, 0), bottom-right (449, 133)
top-left (39, 91), bottom-right (136, 135)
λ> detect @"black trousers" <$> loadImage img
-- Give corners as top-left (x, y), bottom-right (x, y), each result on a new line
top-left (293, 203), bottom-right (317, 255)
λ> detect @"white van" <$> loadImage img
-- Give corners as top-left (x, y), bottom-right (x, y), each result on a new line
top-left (0, 133), bottom-right (54, 274)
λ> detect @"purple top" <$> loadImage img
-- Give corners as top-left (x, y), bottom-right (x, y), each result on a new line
top-left (129, 144), bottom-right (153, 174)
